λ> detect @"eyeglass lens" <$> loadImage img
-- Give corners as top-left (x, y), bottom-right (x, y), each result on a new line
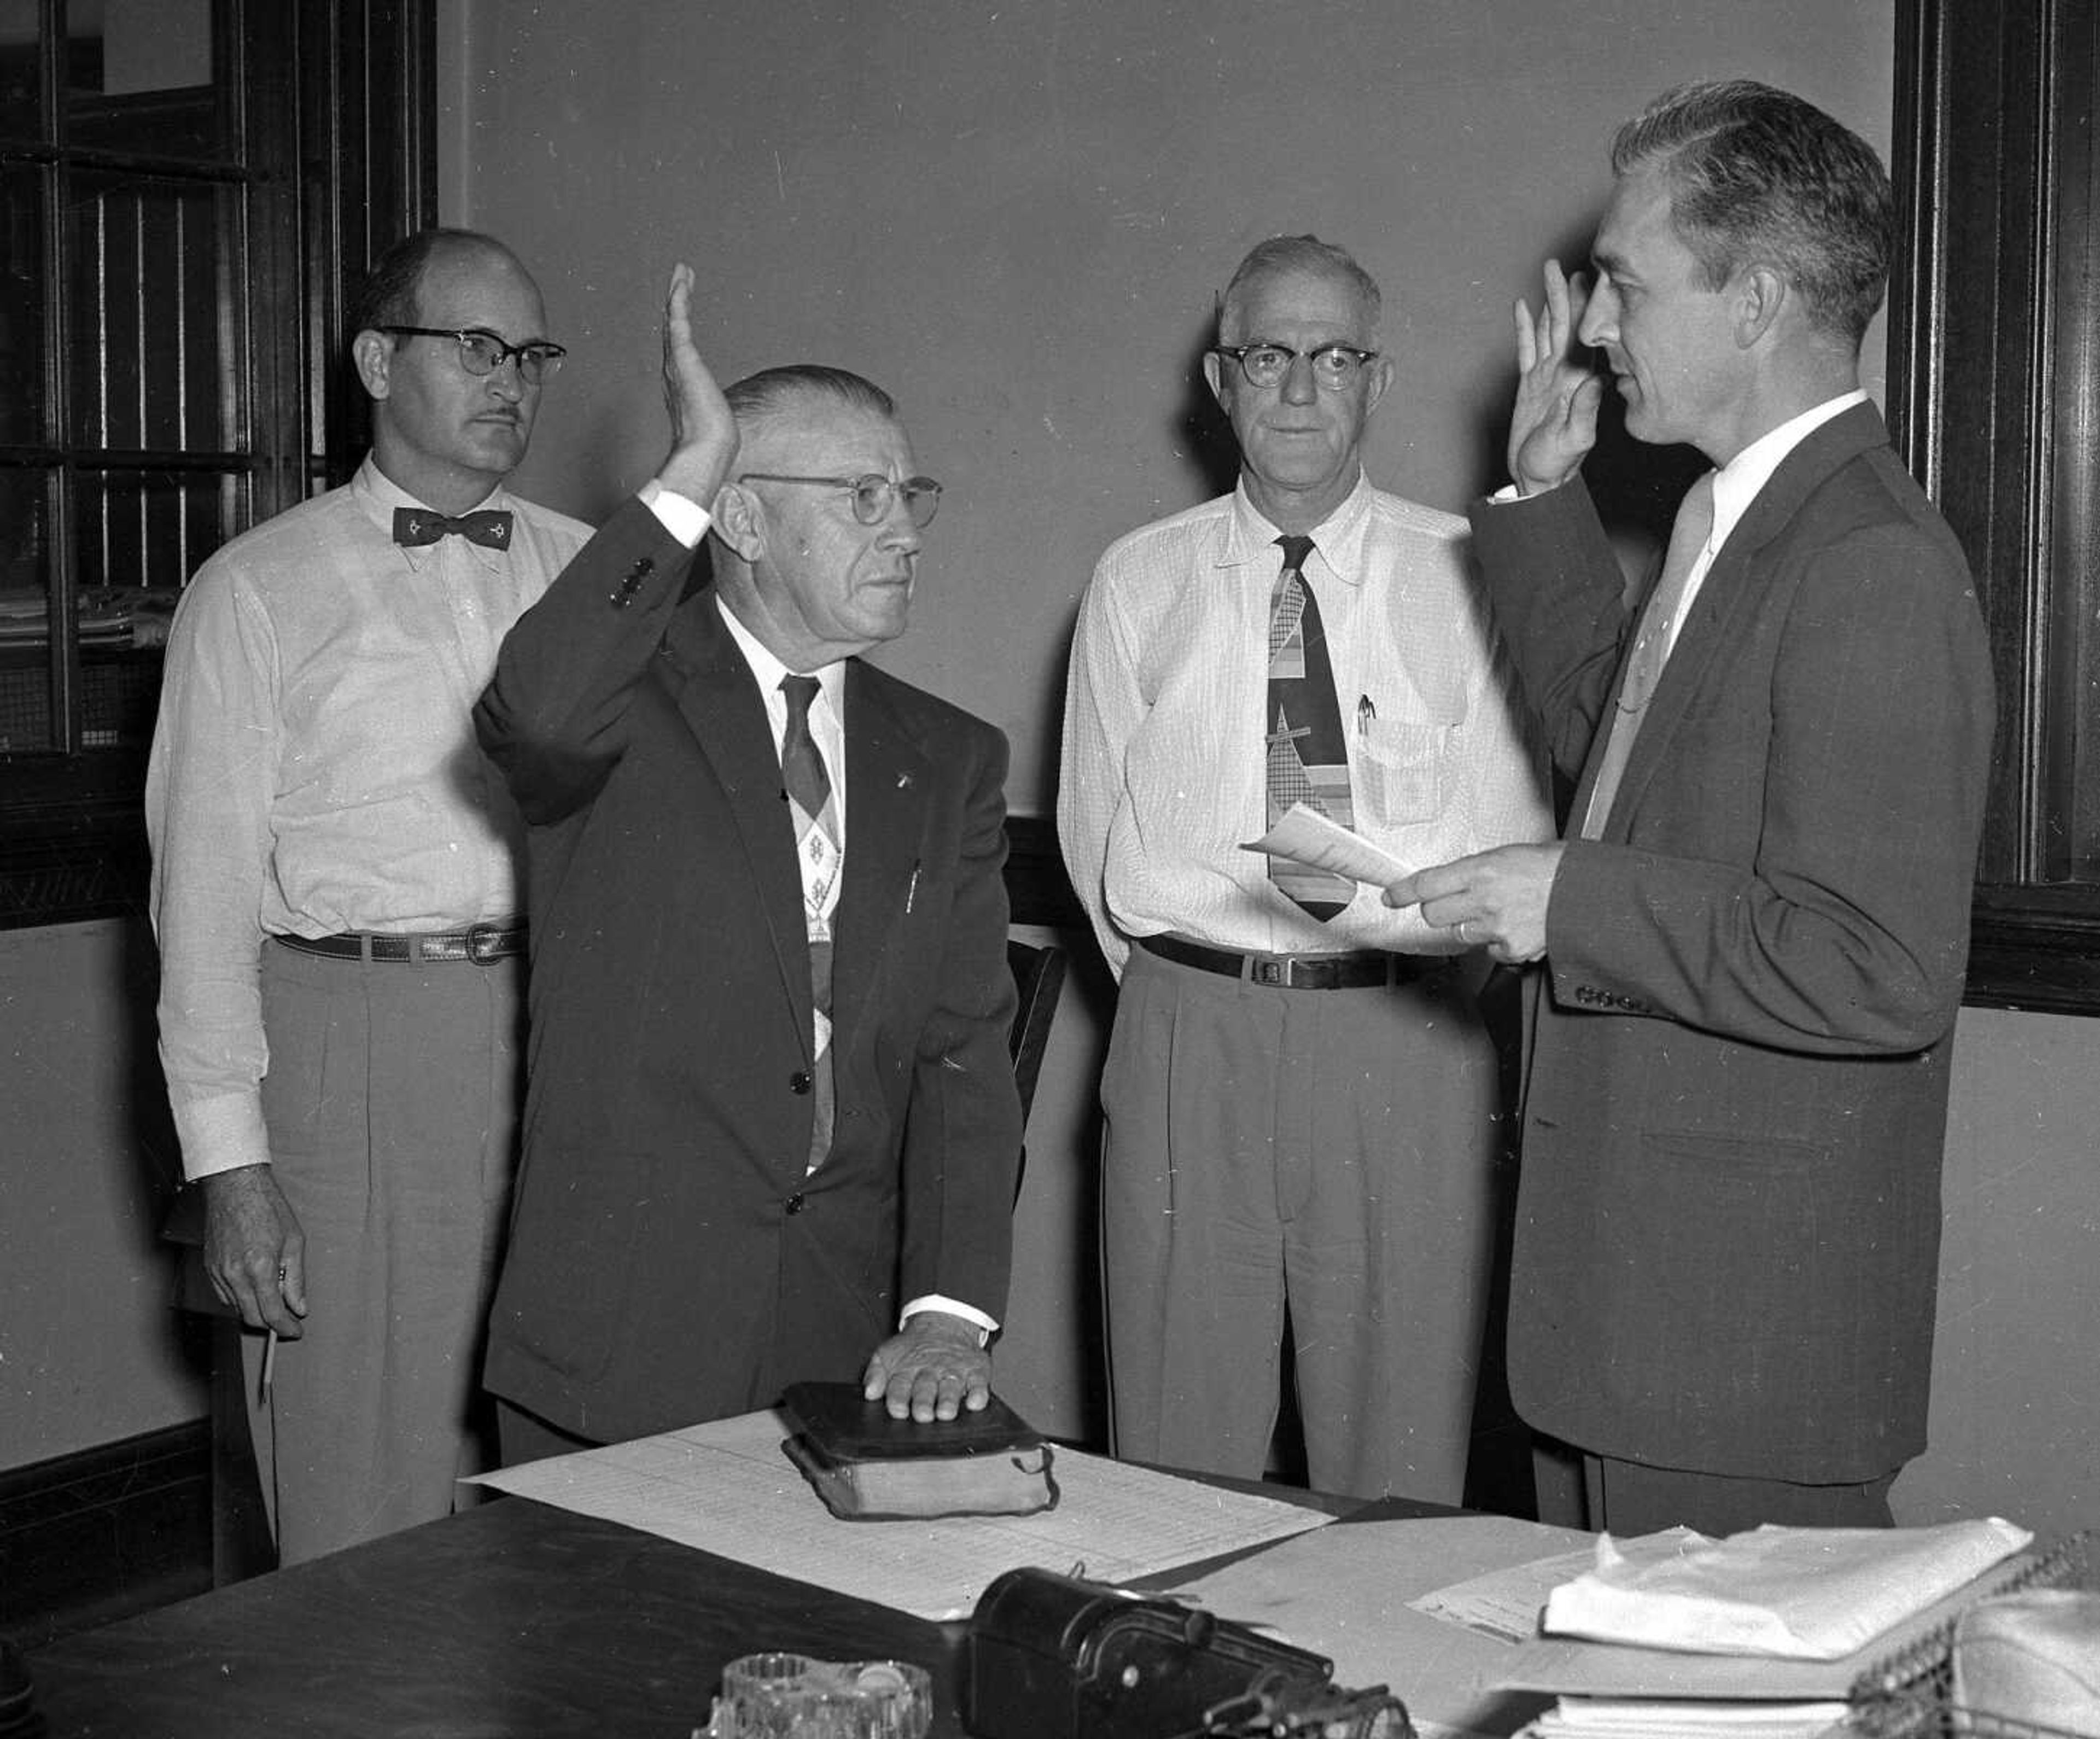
top-left (457, 331), bottom-right (563, 384)
top-left (849, 476), bottom-right (941, 528)
top-left (1236, 346), bottom-right (1365, 388)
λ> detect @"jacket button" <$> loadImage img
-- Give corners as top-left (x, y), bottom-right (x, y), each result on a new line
top-left (789, 1070), bottom-right (812, 1094)
top-left (785, 1192), bottom-right (806, 1216)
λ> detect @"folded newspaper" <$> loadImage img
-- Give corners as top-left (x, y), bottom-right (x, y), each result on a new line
top-left (1540, 1518), bottom-right (2032, 1661)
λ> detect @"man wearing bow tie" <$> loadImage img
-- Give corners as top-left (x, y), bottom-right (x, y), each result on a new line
top-left (146, 227), bottom-right (589, 1562)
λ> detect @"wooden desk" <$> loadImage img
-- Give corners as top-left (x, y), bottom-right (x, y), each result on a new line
top-left (25, 1481), bottom-right (1389, 1738)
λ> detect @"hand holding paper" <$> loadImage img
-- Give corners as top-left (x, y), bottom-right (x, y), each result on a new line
top-left (1244, 802), bottom-right (1414, 890)
top-left (1384, 841), bottom-right (1565, 964)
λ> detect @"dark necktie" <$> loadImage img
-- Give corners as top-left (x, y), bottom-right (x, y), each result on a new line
top-left (392, 506), bottom-right (515, 549)
top-left (781, 675), bottom-right (837, 1170)
top-left (1579, 471), bottom-right (1716, 839)
top-left (1264, 533), bottom-right (1355, 919)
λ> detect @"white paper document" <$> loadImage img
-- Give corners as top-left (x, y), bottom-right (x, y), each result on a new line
top-left (1243, 801), bottom-right (1413, 888)
top-left (470, 1408), bottom-right (1332, 1621)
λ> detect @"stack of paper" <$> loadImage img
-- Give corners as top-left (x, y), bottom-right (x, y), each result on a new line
top-left (1496, 1519), bottom-right (2035, 1738)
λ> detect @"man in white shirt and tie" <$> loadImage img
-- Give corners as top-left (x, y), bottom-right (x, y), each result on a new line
top-left (1060, 235), bottom-right (1550, 1503)
top-left (1387, 80), bottom-right (1996, 1533)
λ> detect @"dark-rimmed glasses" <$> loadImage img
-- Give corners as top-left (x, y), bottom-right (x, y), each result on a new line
top-left (1213, 342), bottom-right (1379, 390)
top-left (378, 325), bottom-right (567, 384)
top-left (739, 472), bottom-right (943, 528)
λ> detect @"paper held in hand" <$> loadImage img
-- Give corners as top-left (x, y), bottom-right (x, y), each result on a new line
top-left (1244, 802), bottom-right (1413, 890)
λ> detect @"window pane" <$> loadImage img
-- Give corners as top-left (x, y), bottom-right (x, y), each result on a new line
top-left (0, 0), bottom-right (45, 145)
top-left (0, 162), bottom-right (42, 442)
top-left (74, 465), bottom-right (246, 594)
top-left (0, 465), bottom-right (52, 750)
top-left (63, 0), bottom-right (225, 161)
top-left (65, 171), bottom-right (237, 452)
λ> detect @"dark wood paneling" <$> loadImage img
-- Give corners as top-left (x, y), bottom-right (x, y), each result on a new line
top-left (0, 1421), bottom-right (212, 1648)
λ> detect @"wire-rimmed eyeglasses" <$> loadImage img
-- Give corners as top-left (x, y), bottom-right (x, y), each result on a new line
top-left (1213, 342), bottom-right (1380, 390)
top-left (739, 472), bottom-right (943, 529)
top-left (378, 325), bottom-right (568, 384)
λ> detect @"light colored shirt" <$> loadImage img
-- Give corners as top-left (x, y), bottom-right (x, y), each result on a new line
top-left (1060, 472), bottom-right (1553, 977)
top-left (1656, 390), bottom-right (1870, 659)
top-left (147, 457), bottom-right (591, 1181)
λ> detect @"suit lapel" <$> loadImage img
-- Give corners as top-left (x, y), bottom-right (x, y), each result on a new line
top-left (1599, 404), bottom-right (1890, 835)
top-left (661, 597), bottom-right (814, 1055)
top-left (831, 664), bottom-right (931, 1057)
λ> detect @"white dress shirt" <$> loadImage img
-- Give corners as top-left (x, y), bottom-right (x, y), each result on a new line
top-left (147, 457), bottom-right (591, 1180)
top-left (1060, 471), bottom-right (1553, 976)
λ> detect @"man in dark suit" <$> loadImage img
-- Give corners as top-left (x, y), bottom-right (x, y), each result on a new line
top-left (474, 267), bottom-right (1022, 1458)
top-left (1387, 80), bottom-right (1994, 1533)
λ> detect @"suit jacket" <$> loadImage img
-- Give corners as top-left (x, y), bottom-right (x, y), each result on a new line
top-left (473, 499), bottom-right (1021, 1444)
top-left (1470, 404), bottom-right (1994, 1483)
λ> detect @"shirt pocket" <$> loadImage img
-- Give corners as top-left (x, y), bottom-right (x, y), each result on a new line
top-left (1356, 714), bottom-right (1458, 826)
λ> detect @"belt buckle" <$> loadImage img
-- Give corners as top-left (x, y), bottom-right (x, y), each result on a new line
top-left (1253, 958), bottom-right (1289, 988)
top-left (464, 922), bottom-right (503, 964)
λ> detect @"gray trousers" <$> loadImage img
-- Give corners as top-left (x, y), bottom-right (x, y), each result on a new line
top-left (1100, 942), bottom-right (1503, 1503)
top-left (238, 938), bottom-right (521, 1564)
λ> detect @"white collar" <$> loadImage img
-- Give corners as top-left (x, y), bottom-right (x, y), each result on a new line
top-left (1710, 390), bottom-right (1868, 552)
top-left (714, 596), bottom-right (846, 713)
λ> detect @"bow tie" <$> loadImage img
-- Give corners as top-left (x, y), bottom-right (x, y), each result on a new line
top-left (392, 506), bottom-right (514, 549)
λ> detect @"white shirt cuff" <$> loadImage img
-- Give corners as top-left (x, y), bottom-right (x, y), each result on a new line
top-left (638, 478), bottom-right (712, 547)
top-left (900, 1294), bottom-right (998, 1345)
top-left (171, 1089), bottom-right (275, 1182)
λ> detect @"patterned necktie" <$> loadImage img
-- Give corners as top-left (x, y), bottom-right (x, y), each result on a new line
top-left (392, 506), bottom-right (514, 549)
top-left (1264, 533), bottom-right (1355, 919)
top-left (1579, 470), bottom-right (1717, 839)
top-left (780, 675), bottom-right (838, 1171)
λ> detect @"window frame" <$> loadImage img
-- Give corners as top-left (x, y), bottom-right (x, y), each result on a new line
top-left (0, 0), bottom-right (435, 929)
top-left (1891, 0), bottom-right (2100, 1016)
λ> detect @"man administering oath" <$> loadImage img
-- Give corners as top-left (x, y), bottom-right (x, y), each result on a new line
top-left (1389, 81), bottom-right (1994, 1533)
top-left (475, 269), bottom-right (1022, 1462)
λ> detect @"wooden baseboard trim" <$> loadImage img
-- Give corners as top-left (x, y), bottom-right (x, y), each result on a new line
top-left (0, 1420), bottom-right (213, 1646)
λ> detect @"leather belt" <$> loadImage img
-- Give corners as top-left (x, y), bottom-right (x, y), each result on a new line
top-left (277, 924), bottom-right (526, 965)
top-left (1139, 932), bottom-right (1439, 990)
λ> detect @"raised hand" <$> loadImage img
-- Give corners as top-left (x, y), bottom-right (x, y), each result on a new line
top-left (1508, 259), bottom-right (1603, 495)
top-left (657, 261), bottom-right (741, 505)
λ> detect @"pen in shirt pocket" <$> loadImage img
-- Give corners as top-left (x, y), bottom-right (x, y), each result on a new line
top-left (1357, 694), bottom-right (1376, 736)
top-left (906, 861), bottom-right (920, 915)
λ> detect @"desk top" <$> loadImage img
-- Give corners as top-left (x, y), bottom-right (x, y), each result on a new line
top-left (26, 1482), bottom-right (1372, 1739)
top-left (27, 1496), bottom-right (961, 1738)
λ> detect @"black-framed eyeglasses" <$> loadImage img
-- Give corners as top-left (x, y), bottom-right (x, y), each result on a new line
top-left (738, 472), bottom-right (943, 529)
top-left (378, 325), bottom-right (568, 384)
top-left (1213, 342), bottom-right (1380, 390)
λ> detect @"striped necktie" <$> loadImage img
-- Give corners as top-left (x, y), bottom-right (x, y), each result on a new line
top-left (781, 675), bottom-right (837, 1170)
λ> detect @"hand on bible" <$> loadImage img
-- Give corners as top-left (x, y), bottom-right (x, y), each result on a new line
top-left (862, 1310), bottom-right (991, 1422)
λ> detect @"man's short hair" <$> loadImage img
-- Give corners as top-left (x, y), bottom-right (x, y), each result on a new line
top-left (1218, 235), bottom-right (1382, 339)
top-left (1611, 79), bottom-right (1892, 347)
top-left (724, 364), bottom-right (897, 442)
top-left (347, 227), bottom-right (519, 341)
